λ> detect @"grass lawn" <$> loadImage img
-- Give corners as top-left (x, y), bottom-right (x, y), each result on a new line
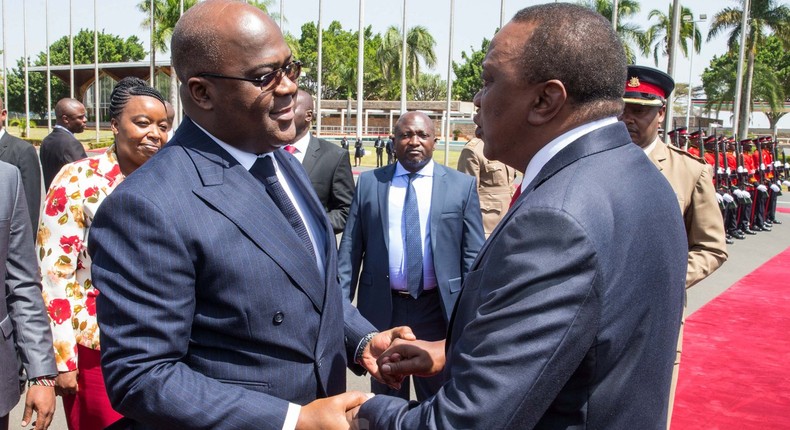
top-left (8, 126), bottom-right (114, 149)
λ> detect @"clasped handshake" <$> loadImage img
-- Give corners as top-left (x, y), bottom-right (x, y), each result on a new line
top-left (296, 326), bottom-right (446, 430)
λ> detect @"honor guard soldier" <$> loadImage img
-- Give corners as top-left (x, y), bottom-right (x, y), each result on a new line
top-left (619, 65), bottom-right (728, 426)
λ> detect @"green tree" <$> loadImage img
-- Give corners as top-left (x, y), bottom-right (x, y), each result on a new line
top-left (7, 30), bottom-right (146, 117)
top-left (643, 4), bottom-right (703, 66)
top-left (701, 49), bottom-right (784, 131)
top-left (707, 0), bottom-right (790, 138)
top-left (579, 0), bottom-right (647, 63)
top-left (410, 73), bottom-right (446, 101)
top-left (376, 25), bottom-right (437, 99)
top-left (296, 21), bottom-right (387, 100)
top-left (451, 38), bottom-right (489, 102)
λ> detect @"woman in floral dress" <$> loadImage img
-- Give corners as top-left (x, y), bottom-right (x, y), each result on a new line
top-left (37, 77), bottom-right (169, 430)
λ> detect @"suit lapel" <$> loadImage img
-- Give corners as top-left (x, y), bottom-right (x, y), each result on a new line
top-left (0, 133), bottom-right (10, 159)
top-left (377, 164), bottom-right (396, 252)
top-left (648, 138), bottom-right (667, 172)
top-left (180, 119), bottom-right (326, 311)
top-left (429, 164), bottom-right (447, 259)
top-left (301, 135), bottom-right (321, 175)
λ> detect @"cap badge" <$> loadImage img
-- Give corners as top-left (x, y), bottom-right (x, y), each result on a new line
top-left (627, 77), bottom-right (640, 88)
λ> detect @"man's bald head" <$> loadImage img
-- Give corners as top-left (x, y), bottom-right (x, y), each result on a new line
top-left (293, 89), bottom-right (315, 139)
top-left (54, 98), bottom-right (87, 133)
top-left (171, 0), bottom-right (281, 83)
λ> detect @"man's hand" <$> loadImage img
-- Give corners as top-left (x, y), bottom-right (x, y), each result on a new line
top-left (377, 339), bottom-right (447, 389)
top-left (21, 385), bottom-right (56, 430)
top-left (360, 326), bottom-right (416, 383)
top-left (296, 391), bottom-right (372, 430)
top-left (54, 370), bottom-right (79, 396)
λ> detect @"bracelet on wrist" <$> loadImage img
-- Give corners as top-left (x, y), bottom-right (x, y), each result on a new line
top-left (28, 377), bottom-right (57, 387)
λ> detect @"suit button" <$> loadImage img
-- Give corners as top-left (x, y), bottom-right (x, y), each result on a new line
top-left (273, 312), bottom-right (285, 325)
top-left (317, 358), bottom-right (323, 368)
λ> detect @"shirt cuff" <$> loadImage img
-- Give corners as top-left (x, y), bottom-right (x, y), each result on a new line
top-left (283, 403), bottom-right (301, 430)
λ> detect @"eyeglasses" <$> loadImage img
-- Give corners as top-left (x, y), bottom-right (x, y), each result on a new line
top-left (197, 61), bottom-right (302, 91)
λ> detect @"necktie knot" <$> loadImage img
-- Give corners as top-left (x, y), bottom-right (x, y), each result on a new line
top-left (284, 145), bottom-right (297, 154)
top-left (250, 155), bottom-right (278, 186)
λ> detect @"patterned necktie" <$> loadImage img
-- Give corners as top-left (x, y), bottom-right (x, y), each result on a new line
top-left (284, 145), bottom-right (297, 154)
top-left (249, 156), bottom-right (316, 261)
top-left (403, 173), bottom-right (423, 298)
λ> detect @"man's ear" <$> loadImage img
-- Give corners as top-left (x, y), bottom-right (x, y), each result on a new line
top-left (527, 80), bottom-right (567, 126)
top-left (305, 109), bottom-right (314, 124)
top-left (186, 77), bottom-right (214, 111)
top-left (658, 104), bottom-right (667, 122)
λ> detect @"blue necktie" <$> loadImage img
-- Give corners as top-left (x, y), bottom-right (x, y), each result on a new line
top-left (250, 156), bottom-right (316, 262)
top-left (403, 173), bottom-right (423, 298)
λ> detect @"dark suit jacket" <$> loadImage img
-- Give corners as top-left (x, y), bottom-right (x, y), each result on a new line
top-left (39, 127), bottom-right (87, 190)
top-left (301, 135), bottom-right (354, 234)
top-left (89, 118), bottom-right (376, 430)
top-left (0, 132), bottom-right (41, 234)
top-left (338, 162), bottom-right (484, 329)
top-left (359, 122), bottom-right (688, 429)
top-left (0, 162), bottom-right (57, 416)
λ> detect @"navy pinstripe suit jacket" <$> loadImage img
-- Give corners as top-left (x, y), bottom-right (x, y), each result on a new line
top-left (90, 117), bottom-right (375, 430)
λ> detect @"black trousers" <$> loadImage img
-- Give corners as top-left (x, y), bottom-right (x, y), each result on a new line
top-left (370, 290), bottom-right (446, 402)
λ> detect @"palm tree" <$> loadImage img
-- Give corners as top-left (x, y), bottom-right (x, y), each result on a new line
top-left (643, 5), bottom-right (703, 67)
top-left (579, 0), bottom-right (647, 63)
top-left (376, 25), bottom-right (437, 99)
top-left (707, 0), bottom-right (790, 138)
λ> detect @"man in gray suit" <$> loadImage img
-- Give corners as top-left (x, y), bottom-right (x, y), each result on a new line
top-left (0, 99), bottom-right (41, 235)
top-left (338, 111), bottom-right (484, 401)
top-left (0, 161), bottom-right (57, 430)
top-left (39, 98), bottom-right (87, 190)
top-left (348, 4), bottom-right (687, 429)
top-left (286, 90), bottom-right (354, 234)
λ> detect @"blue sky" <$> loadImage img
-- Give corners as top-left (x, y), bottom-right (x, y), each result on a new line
top-left (2, 0), bottom-right (788, 129)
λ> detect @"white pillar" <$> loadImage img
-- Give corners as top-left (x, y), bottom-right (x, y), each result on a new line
top-left (444, 0), bottom-right (455, 165)
top-left (316, 0), bottom-right (324, 136)
top-left (46, 0), bottom-right (52, 132)
top-left (94, 0), bottom-right (100, 144)
top-left (69, 0), bottom-right (74, 99)
top-left (400, 0), bottom-right (407, 114)
top-left (356, 0), bottom-right (365, 140)
top-left (23, 1), bottom-right (30, 137)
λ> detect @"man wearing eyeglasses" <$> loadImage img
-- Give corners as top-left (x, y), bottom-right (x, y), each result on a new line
top-left (338, 111), bottom-right (484, 402)
top-left (88, 1), bottom-right (412, 429)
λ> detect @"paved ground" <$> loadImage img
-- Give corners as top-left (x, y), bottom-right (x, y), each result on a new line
top-left (10, 194), bottom-right (789, 429)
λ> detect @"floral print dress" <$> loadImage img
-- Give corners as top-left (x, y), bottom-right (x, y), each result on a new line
top-left (37, 146), bottom-right (124, 372)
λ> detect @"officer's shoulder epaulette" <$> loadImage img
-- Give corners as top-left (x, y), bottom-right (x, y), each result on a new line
top-left (667, 144), bottom-right (706, 164)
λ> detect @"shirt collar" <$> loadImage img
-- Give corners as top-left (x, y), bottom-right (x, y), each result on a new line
top-left (192, 121), bottom-right (264, 170)
top-left (642, 136), bottom-right (661, 156)
top-left (54, 125), bottom-right (74, 136)
top-left (394, 159), bottom-right (435, 178)
top-left (521, 116), bottom-right (617, 192)
top-left (290, 132), bottom-right (311, 153)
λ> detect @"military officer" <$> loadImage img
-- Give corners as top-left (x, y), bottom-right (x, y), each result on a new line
top-left (619, 65), bottom-right (729, 427)
top-left (456, 138), bottom-right (519, 238)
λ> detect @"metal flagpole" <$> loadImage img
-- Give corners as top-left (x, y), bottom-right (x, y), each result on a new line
top-left (46, 0), bottom-right (52, 132)
top-left (2, 0), bottom-right (7, 129)
top-left (500, 0), bottom-right (505, 28)
top-left (316, 0), bottom-right (323, 136)
top-left (177, 0), bottom-right (184, 126)
top-left (69, 0), bottom-right (74, 98)
top-left (23, 0), bottom-right (30, 138)
top-left (731, 0), bottom-right (750, 141)
top-left (356, 0), bottom-right (364, 141)
top-left (400, 0), bottom-right (407, 115)
top-left (684, 14), bottom-right (706, 130)
top-left (150, 0), bottom-right (155, 86)
top-left (94, 0), bottom-right (100, 144)
top-left (663, 0), bottom-right (682, 141)
top-left (444, 0), bottom-right (454, 165)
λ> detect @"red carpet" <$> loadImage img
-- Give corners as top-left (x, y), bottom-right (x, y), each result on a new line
top-left (778, 207), bottom-right (790, 214)
top-left (671, 246), bottom-right (790, 429)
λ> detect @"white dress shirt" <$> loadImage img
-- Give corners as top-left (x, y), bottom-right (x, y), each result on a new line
top-left (388, 160), bottom-right (437, 292)
top-left (520, 117), bottom-right (618, 194)
top-left (287, 132), bottom-right (311, 164)
top-left (192, 123), bottom-right (329, 430)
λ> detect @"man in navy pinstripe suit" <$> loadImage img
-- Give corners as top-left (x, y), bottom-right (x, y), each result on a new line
top-left (89, 2), bottom-right (411, 429)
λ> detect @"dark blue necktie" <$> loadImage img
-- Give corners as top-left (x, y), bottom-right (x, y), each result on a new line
top-left (403, 173), bottom-right (423, 298)
top-left (250, 156), bottom-right (316, 262)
